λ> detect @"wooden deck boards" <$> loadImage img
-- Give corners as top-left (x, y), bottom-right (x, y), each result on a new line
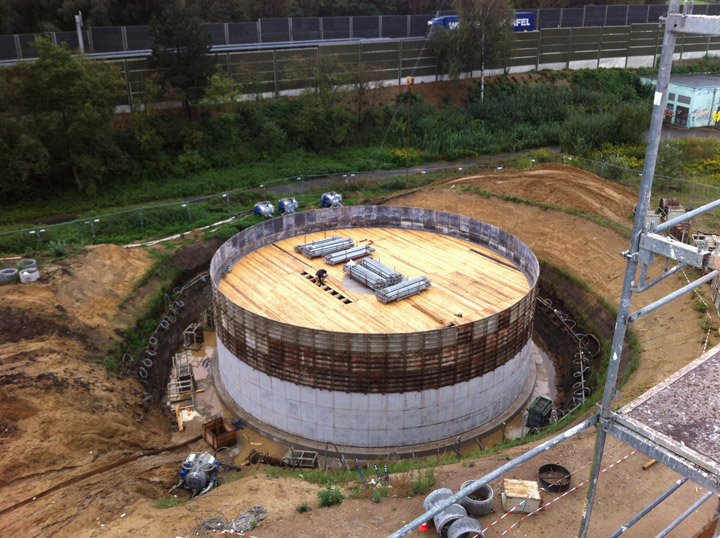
top-left (219, 228), bottom-right (531, 333)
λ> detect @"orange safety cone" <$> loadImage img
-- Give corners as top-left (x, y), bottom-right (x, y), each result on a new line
top-left (419, 522), bottom-right (429, 532)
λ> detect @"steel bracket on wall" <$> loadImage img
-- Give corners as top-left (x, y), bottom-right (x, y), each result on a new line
top-left (638, 232), bottom-right (710, 270)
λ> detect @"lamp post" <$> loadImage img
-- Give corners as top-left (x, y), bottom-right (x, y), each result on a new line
top-left (75, 11), bottom-right (84, 54)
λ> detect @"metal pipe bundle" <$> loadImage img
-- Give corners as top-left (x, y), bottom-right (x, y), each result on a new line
top-left (343, 260), bottom-right (393, 290)
top-left (323, 245), bottom-right (375, 265)
top-left (294, 236), bottom-right (343, 252)
top-left (375, 276), bottom-right (431, 303)
top-left (357, 257), bottom-right (403, 286)
top-left (295, 236), bottom-right (354, 258)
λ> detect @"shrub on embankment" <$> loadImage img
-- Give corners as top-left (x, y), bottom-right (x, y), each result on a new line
top-left (1, 38), bottom-right (660, 221)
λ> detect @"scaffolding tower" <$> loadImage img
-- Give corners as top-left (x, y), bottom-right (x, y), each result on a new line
top-left (388, 2), bottom-right (720, 536)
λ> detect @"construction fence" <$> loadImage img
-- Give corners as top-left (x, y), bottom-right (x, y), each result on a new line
top-left (1, 153), bottom-right (719, 255)
top-left (4, 4), bottom-right (720, 61)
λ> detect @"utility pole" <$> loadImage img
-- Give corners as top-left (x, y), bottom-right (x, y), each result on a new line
top-left (405, 76), bottom-right (414, 187)
top-left (75, 11), bottom-right (85, 54)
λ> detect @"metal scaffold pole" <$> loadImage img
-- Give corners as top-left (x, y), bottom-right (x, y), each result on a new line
top-left (577, 1), bottom-right (680, 535)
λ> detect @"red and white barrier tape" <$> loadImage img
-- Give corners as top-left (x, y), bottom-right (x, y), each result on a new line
top-left (478, 441), bottom-right (628, 533)
top-left (493, 450), bottom-right (637, 537)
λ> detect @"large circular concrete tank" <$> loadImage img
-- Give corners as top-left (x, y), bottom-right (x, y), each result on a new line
top-left (211, 206), bottom-right (539, 452)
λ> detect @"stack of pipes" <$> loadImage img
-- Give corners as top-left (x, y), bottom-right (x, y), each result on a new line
top-left (357, 258), bottom-right (403, 287)
top-left (323, 244), bottom-right (375, 265)
top-left (343, 260), bottom-right (392, 290)
top-left (376, 277), bottom-right (431, 303)
top-left (295, 236), bottom-right (354, 258)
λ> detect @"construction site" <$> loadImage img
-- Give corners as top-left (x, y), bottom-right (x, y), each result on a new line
top-left (1, 168), bottom-right (718, 537)
top-left (2, 2), bottom-right (720, 537)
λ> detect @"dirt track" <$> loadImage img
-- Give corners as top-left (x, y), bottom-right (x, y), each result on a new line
top-left (1, 165), bottom-right (717, 537)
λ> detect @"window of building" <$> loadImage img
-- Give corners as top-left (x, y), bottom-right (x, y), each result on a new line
top-left (668, 93), bottom-right (676, 101)
top-left (677, 95), bottom-right (691, 104)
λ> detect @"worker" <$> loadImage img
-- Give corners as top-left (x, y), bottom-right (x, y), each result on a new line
top-left (316, 268), bottom-right (328, 285)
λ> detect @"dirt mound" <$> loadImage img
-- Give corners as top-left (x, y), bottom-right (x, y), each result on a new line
top-left (0, 245), bottom-right (171, 533)
top-left (0, 336), bottom-right (170, 513)
top-left (432, 163), bottom-right (637, 222)
top-left (0, 238), bottom-right (231, 537)
top-left (53, 244), bottom-right (152, 337)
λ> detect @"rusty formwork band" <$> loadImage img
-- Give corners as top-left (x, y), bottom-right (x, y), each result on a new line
top-left (211, 206), bottom-right (539, 395)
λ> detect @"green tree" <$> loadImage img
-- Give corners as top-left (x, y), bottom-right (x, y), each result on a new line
top-left (430, 0), bottom-right (514, 101)
top-left (349, 62), bottom-right (384, 131)
top-left (284, 54), bottom-right (353, 151)
top-left (0, 38), bottom-right (123, 198)
top-left (149, 1), bottom-right (213, 116)
top-left (195, 0), bottom-right (249, 21)
top-left (204, 72), bottom-right (241, 104)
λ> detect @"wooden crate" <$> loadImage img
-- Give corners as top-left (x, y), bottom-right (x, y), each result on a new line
top-left (202, 418), bottom-right (237, 450)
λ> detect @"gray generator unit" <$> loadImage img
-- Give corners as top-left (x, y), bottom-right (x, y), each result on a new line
top-left (171, 452), bottom-right (219, 497)
top-left (321, 192), bottom-right (343, 208)
top-left (278, 197), bottom-right (299, 214)
top-left (253, 201), bottom-right (274, 218)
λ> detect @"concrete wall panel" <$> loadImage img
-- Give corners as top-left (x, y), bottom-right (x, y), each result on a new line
top-left (218, 338), bottom-right (532, 447)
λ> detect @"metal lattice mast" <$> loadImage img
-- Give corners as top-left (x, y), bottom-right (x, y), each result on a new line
top-left (578, 0), bottom-right (720, 534)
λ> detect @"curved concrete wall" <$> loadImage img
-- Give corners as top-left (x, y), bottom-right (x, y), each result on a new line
top-left (218, 338), bottom-right (532, 447)
top-left (211, 206), bottom-right (539, 447)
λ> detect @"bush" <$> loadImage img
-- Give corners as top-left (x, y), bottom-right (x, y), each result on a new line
top-left (371, 486), bottom-right (390, 503)
top-left (602, 153), bottom-right (641, 181)
top-left (411, 468), bottom-right (436, 496)
top-left (317, 485), bottom-right (346, 508)
top-left (48, 240), bottom-right (67, 257)
top-left (295, 501), bottom-right (310, 513)
top-left (656, 141), bottom-right (683, 178)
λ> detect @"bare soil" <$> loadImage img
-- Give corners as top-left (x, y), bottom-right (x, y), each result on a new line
top-left (431, 163), bottom-right (638, 221)
top-left (381, 71), bottom-right (571, 109)
top-left (1, 166), bottom-right (717, 538)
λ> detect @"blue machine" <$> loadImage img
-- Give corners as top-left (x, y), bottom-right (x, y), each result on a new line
top-left (278, 197), bottom-right (299, 214)
top-left (426, 12), bottom-right (535, 35)
top-left (321, 192), bottom-right (343, 208)
top-left (171, 452), bottom-right (220, 497)
top-left (253, 201), bottom-right (274, 218)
